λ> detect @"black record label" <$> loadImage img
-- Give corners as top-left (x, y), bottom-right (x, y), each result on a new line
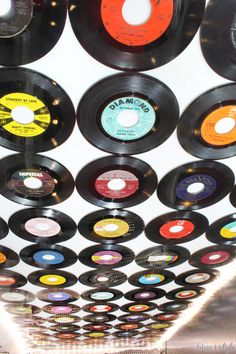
top-left (37, 289), bottom-right (80, 303)
top-left (76, 155), bottom-right (157, 209)
top-left (0, 153), bottom-right (74, 207)
top-left (158, 301), bottom-right (190, 312)
top-left (78, 208), bottom-right (144, 244)
top-left (77, 73), bottom-right (179, 155)
top-left (157, 160), bottom-right (234, 210)
top-left (177, 83), bottom-right (236, 160)
top-left (206, 213), bottom-right (236, 245)
top-left (68, 0), bottom-right (205, 71)
top-left (128, 269), bottom-right (175, 288)
top-left (189, 245), bottom-right (236, 268)
top-left (79, 269), bottom-right (127, 288)
top-left (175, 268), bottom-right (219, 286)
top-left (28, 270), bottom-right (77, 288)
top-left (0, 2), bottom-right (67, 65)
top-left (0, 246), bottom-right (19, 269)
top-left (0, 270), bottom-right (27, 288)
top-left (145, 211), bottom-right (208, 245)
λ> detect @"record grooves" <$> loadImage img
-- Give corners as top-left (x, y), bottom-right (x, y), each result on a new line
top-left (79, 269), bottom-right (127, 288)
top-left (28, 270), bottom-right (77, 288)
top-left (0, 270), bottom-right (27, 288)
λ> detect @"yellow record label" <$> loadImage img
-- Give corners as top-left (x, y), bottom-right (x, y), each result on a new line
top-left (39, 274), bottom-right (66, 286)
top-left (93, 218), bottom-right (129, 238)
top-left (0, 92), bottom-right (51, 137)
top-left (88, 332), bottom-right (105, 338)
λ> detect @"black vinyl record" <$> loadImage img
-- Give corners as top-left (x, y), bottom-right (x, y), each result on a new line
top-left (114, 323), bottom-right (143, 331)
top-left (83, 314), bottom-right (117, 323)
top-left (206, 213), bottom-right (236, 245)
top-left (81, 288), bottom-right (123, 302)
top-left (145, 322), bottom-right (172, 331)
top-left (42, 304), bottom-right (80, 316)
top-left (128, 269), bottom-right (175, 288)
top-left (230, 186), bottom-right (236, 207)
top-left (68, 0), bottom-right (205, 71)
top-left (166, 286), bottom-right (205, 301)
top-left (188, 245), bottom-right (236, 268)
top-left (152, 313), bottom-right (179, 322)
top-left (20, 244), bottom-right (77, 269)
top-left (0, 289), bottom-right (35, 303)
top-left (53, 332), bottom-right (80, 340)
top-left (9, 208), bottom-right (77, 244)
top-left (82, 302), bottom-right (119, 314)
top-left (118, 314), bottom-right (150, 323)
top-left (46, 315), bottom-right (80, 325)
top-left (12, 315), bottom-right (45, 326)
top-left (177, 84), bottom-right (236, 160)
top-left (0, 1), bottom-right (67, 66)
top-left (0, 270), bottom-right (27, 288)
top-left (78, 208), bottom-right (144, 244)
top-left (83, 331), bottom-right (110, 338)
top-left (82, 324), bottom-right (113, 331)
top-left (145, 211), bottom-right (208, 245)
top-left (77, 73), bottom-right (179, 155)
top-left (0, 153), bottom-right (74, 206)
top-left (0, 217), bottom-right (8, 240)
top-left (28, 270), bottom-right (77, 288)
top-left (200, 0), bottom-right (236, 81)
top-left (175, 268), bottom-right (219, 286)
top-left (157, 160), bottom-right (234, 210)
top-left (76, 155), bottom-right (157, 209)
top-left (0, 246), bottom-right (19, 269)
top-left (4, 303), bottom-right (41, 316)
top-left (79, 244), bottom-right (135, 269)
top-left (79, 269), bottom-right (127, 288)
top-left (121, 302), bottom-right (157, 313)
top-left (135, 245), bottom-right (190, 269)
top-left (49, 324), bottom-right (81, 333)
top-left (158, 300), bottom-right (190, 312)
top-left (113, 331), bottom-right (139, 338)
top-left (0, 68), bottom-right (75, 152)
top-left (124, 288), bottom-right (166, 302)
top-left (37, 289), bottom-right (80, 303)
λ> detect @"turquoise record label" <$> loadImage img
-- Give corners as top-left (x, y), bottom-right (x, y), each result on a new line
top-left (101, 96), bottom-right (156, 141)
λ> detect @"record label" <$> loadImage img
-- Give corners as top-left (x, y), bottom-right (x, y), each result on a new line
top-left (49, 306), bottom-right (75, 315)
top-left (0, 253), bottom-right (6, 264)
top-left (25, 218), bottom-right (61, 238)
top-left (90, 305), bottom-right (112, 312)
top-left (90, 292), bottom-right (114, 301)
top-left (174, 290), bottom-right (197, 299)
top-left (176, 174), bottom-right (217, 201)
top-left (139, 274), bottom-right (165, 285)
top-left (0, 276), bottom-right (15, 286)
top-left (94, 218), bottom-right (129, 238)
top-left (200, 251), bottom-right (230, 265)
top-left (39, 275), bottom-right (66, 286)
top-left (160, 220), bottom-right (194, 239)
top-left (33, 251), bottom-right (65, 265)
top-left (1, 292), bottom-right (25, 302)
top-left (128, 304), bottom-right (150, 312)
top-left (0, 93), bottom-right (51, 137)
top-left (185, 273), bottom-right (211, 284)
top-left (0, 0), bottom-right (33, 38)
top-left (101, 96), bottom-right (155, 140)
top-left (46, 293), bottom-right (71, 302)
top-left (101, 0), bottom-right (174, 46)
top-left (220, 222), bottom-right (236, 239)
top-left (95, 170), bottom-right (139, 199)
top-left (91, 251), bottom-right (122, 265)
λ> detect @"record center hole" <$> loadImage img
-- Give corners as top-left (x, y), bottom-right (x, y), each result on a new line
top-left (169, 225), bottom-right (184, 233)
top-left (214, 117), bottom-right (236, 134)
top-left (117, 110), bottom-right (140, 128)
top-left (230, 226), bottom-right (236, 232)
top-left (24, 177), bottom-right (43, 189)
top-left (122, 0), bottom-right (152, 26)
top-left (187, 182), bottom-right (205, 194)
top-left (104, 224), bottom-right (119, 232)
top-left (0, 0), bottom-right (12, 17)
top-left (11, 106), bottom-right (35, 125)
top-left (108, 179), bottom-right (126, 191)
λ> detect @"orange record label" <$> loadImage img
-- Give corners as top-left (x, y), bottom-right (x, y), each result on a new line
top-left (0, 252), bottom-right (7, 264)
top-left (201, 106), bottom-right (236, 146)
top-left (101, 0), bottom-right (174, 46)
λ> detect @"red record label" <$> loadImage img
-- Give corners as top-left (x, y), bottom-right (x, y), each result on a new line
top-left (129, 304), bottom-right (149, 312)
top-left (0, 276), bottom-right (16, 286)
top-left (201, 251), bottom-right (230, 265)
top-left (90, 305), bottom-right (112, 312)
top-left (159, 219), bottom-right (195, 239)
top-left (101, 0), bottom-right (174, 46)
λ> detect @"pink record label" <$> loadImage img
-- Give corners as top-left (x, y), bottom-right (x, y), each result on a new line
top-left (91, 251), bottom-right (123, 265)
top-left (25, 217), bottom-right (61, 237)
top-left (201, 251), bottom-right (230, 265)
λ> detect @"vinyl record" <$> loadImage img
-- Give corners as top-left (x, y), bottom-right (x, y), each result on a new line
top-left (121, 302), bottom-right (157, 313)
top-left (78, 208), bottom-right (144, 244)
top-left (68, 0), bottom-right (206, 71)
top-left (200, 0), bottom-right (236, 81)
top-left (128, 269), bottom-right (175, 288)
top-left (83, 331), bottom-right (109, 338)
top-left (113, 331), bottom-right (139, 338)
top-left (20, 244), bottom-right (77, 269)
top-left (82, 324), bottom-right (112, 331)
top-left (157, 160), bottom-right (234, 210)
top-left (188, 245), bottom-right (236, 268)
top-left (206, 213), bottom-right (236, 245)
top-left (47, 315), bottom-right (80, 325)
top-left (166, 286), bottom-right (205, 301)
top-left (152, 313), bottom-right (179, 322)
top-left (0, 1), bottom-right (67, 66)
top-left (76, 155), bottom-right (157, 209)
top-left (0, 153), bottom-right (74, 206)
top-left (28, 270), bottom-right (77, 288)
top-left (0, 246), bottom-right (19, 269)
top-left (175, 268), bottom-right (219, 286)
top-left (53, 332), bottom-right (80, 340)
top-left (19, 325), bottom-right (47, 333)
top-left (77, 73), bottom-right (179, 155)
top-left (124, 288), bottom-right (165, 302)
top-left (0, 270), bottom-right (27, 288)
top-left (118, 314), bottom-right (150, 323)
top-left (42, 304), bottom-right (80, 315)
top-left (4, 304), bottom-right (41, 316)
top-left (12, 316), bottom-right (45, 326)
top-left (0, 289), bottom-right (35, 303)
top-left (79, 269), bottom-right (127, 288)
top-left (82, 302), bottom-right (119, 314)
top-left (145, 322), bottom-right (172, 330)
top-left (135, 245), bottom-right (190, 269)
top-left (145, 211), bottom-right (208, 245)
top-left (115, 323), bottom-right (143, 331)
top-left (230, 186), bottom-right (236, 208)
top-left (0, 217), bottom-right (8, 240)
top-left (81, 288), bottom-right (123, 302)
top-left (78, 244), bottom-right (135, 269)
top-left (158, 300), bottom-right (190, 312)
top-left (49, 324), bottom-right (81, 333)
top-left (177, 84), bottom-right (236, 160)
top-left (83, 314), bottom-right (117, 323)
top-left (37, 289), bottom-right (80, 303)
top-left (9, 208), bottom-right (77, 244)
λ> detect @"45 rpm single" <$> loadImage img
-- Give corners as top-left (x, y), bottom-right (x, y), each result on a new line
top-left (42, 304), bottom-right (80, 316)
top-left (20, 244), bottom-right (77, 269)
top-left (189, 245), bottom-right (236, 268)
top-left (81, 288), bottom-right (123, 302)
top-left (200, 0), bottom-right (236, 81)
top-left (9, 208), bottom-right (77, 244)
top-left (157, 160), bottom-right (234, 210)
top-left (83, 302), bottom-right (119, 314)
top-left (0, 153), bottom-right (74, 206)
top-left (158, 301), bottom-right (190, 312)
top-left (79, 244), bottom-right (135, 269)
top-left (79, 269), bottom-right (127, 288)
top-left (78, 208), bottom-right (144, 245)
top-left (175, 268), bottom-right (219, 286)
top-left (0, 246), bottom-right (19, 269)
top-left (76, 155), bottom-right (157, 209)
top-left (230, 186), bottom-right (236, 208)
top-left (68, 0), bottom-right (205, 71)
top-left (166, 286), bottom-right (205, 301)
top-left (128, 269), bottom-right (175, 288)
top-left (77, 73), bottom-right (179, 155)
top-left (121, 302), bottom-right (157, 313)
top-left (145, 211), bottom-right (208, 245)
top-left (206, 213), bottom-right (236, 245)
top-left (0, 68), bottom-right (75, 152)
top-left (124, 288), bottom-right (165, 302)
top-left (4, 304), bottom-right (41, 316)
top-left (83, 314), bottom-right (117, 323)
top-left (28, 270), bottom-right (77, 288)
top-left (177, 84), bottom-right (236, 160)
top-left (0, 289), bottom-right (35, 303)
top-left (0, 1), bottom-right (67, 66)
top-left (0, 217), bottom-right (8, 240)
top-left (152, 313), bottom-right (178, 322)
top-left (0, 270), bottom-right (27, 288)
top-left (37, 289), bottom-right (80, 303)
top-left (118, 314), bottom-right (150, 323)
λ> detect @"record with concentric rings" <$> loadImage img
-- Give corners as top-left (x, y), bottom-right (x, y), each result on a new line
top-left (0, 153), bottom-right (74, 207)
top-left (83, 314), bottom-right (117, 323)
top-left (152, 313), bottom-right (178, 322)
top-left (0, 270), bottom-right (27, 288)
top-left (28, 270), bottom-right (77, 288)
top-left (82, 302), bottom-right (119, 314)
top-left (81, 288), bottom-right (123, 302)
top-left (206, 213), bottom-right (236, 245)
top-left (145, 211), bottom-right (208, 245)
top-left (166, 286), bottom-right (205, 301)
top-left (0, 289), bottom-right (35, 303)
top-left (12, 315), bottom-right (45, 326)
top-left (53, 332), bottom-right (80, 340)
top-left (82, 323), bottom-right (113, 331)
top-left (158, 300), bottom-right (190, 312)
top-left (145, 322), bottom-right (172, 330)
top-left (128, 269), bottom-right (175, 288)
top-left (124, 288), bottom-right (166, 302)
top-left (76, 155), bottom-right (157, 209)
top-left (188, 245), bottom-right (236, 268)
top-left (121, 302), bottom-right (157, 313)
top-left (78, 208), bottom-right (144, 244)
top-left (49, 324), bottom-right (81, 333)
top-left (42, 304), bottom-right (80, 315)
top-left (37, 289), bottom-right (80, 303)
top-left (175, 268), bottom-right (219, 286)
top-left (79, 269), bottom-right (127, 288)
top-left (9, 208), bottom-right (77, 244)
top-left (4, 303), bottom-right (41, 316)
top-left (0, 246), bottom-right (19, 269)
top-left (157, 160), bottom-right (234, 210)
top-left (118, 313), bottom-right (150, 323)
top-left (46, 315), bottom-right (81, 325)
top-left (115, 323), bottom-right (143, 331)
